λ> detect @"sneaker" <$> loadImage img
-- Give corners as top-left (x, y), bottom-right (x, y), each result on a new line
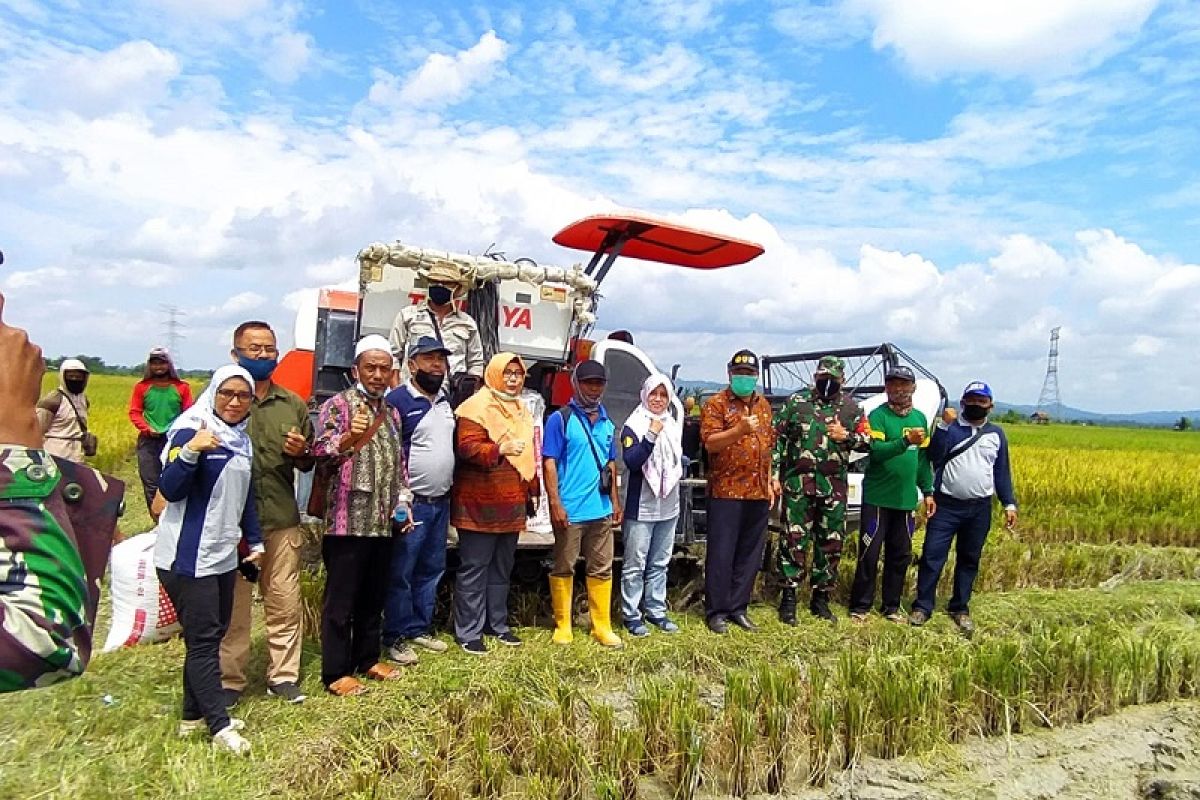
top-left (178, 717), bottom-right (244, 738)
top-left (267, 681), bottom-right (307, 704)
top-left (492, 631), bottom-right (522, 647)
top-left (212, 724), bottom-right (252, 755)
top-left (386, 643), bottom-right (419, 666)
top-left (646, 616), bottom-right (680, 634)
top-left (460, 639), bottom-right (488, 655)
top-left (950, 613), bottom-right (975, 637)
top-left (849, 611), bottom-right (868, 624)
top-left (624, 620), bottom-right (650, 637)
top-left (223, 688), bottom-right (243, 709)
top-left (411, 635), bottom-right (449, 653)
top-left (908, 609), bottom-right (929, 627)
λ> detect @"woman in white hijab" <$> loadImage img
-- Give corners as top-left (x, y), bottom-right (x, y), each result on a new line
top-left (154, 365), bottom-right (263, 755)
top-left (619, 373), bottom-right (684, 636)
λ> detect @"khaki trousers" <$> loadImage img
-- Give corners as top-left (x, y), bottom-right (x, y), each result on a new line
top-left (220, 527), bottom-right (304, 690)
top-left (551, 517), bottom-right (614, 579)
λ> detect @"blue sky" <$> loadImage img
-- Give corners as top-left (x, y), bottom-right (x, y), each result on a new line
top-left (1, 0), bottom-right (1198, 412)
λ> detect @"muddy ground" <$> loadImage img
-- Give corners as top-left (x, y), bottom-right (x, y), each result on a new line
top-left (781, 701), bottom-right (1200, 800)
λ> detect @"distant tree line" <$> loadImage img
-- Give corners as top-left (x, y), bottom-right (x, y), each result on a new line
top-left (45, 355), bottom-right (213, 380)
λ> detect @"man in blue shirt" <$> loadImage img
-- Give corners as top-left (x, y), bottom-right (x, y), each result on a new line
top-left (910, 381), bottom-right (1018, 636)
top-left (382, 337), bottom-right (456, 665)
top-left (543, 359), bottom-right (624, 648)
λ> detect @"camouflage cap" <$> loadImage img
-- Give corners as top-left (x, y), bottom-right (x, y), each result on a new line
top-left (815, 355), bottom-right (845, 380)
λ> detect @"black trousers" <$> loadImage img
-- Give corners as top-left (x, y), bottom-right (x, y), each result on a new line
top-left (848, 504), bottom-right (915, 614)
top-left (157, 568), bottom-right (236, 735)
top-left (137, 434), bottom-right (165, 512)
top-left (453, 530), bottom-right (519, 643)
top-left (321, 536), bottom-right (394, 686)
top-left (704, 498), bottom-right (769, 621)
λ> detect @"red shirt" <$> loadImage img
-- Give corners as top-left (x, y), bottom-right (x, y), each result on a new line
top-left (700, 389), bottom-right (775, 500)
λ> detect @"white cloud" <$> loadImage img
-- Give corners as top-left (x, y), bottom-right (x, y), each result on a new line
top-left (17, 40), bottom-right (180, 117)
top-left (376, 30), bottom-right (509, 108)
top-left (850, 0), bottom-right (1161, 77)
top-left (148, 0), bottom-right (272, 21)
top-left (262, 30), bottom-right (314, 83)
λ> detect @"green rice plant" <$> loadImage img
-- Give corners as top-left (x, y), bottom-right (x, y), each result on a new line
top-left (590, 701), bottom-right (617, 763)
top-left (531, 731), bottom-right (587, 800)
top-left (723, 669), bottom-right (757, 797)
top-left (806, 666), bottom-right (836, 787)
top-left (613, 727), bottom-right (645, 799)
top-left (523, 773), bottom-right (565, 800)
top-left (671, 712), bottom-right (705, 800)
top-left (635, 677), bottom-right (672, 770)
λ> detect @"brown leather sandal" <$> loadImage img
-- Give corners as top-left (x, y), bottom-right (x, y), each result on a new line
top-left (327, 676), bottom-right (367, 696)
top-left (364, 662), bottom-right (403, 681)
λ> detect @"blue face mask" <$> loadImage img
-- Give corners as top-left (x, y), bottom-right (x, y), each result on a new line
top-left (237, 354), bottom-right (277, 382)
top-left (730, 375), bottom-right (758, 398)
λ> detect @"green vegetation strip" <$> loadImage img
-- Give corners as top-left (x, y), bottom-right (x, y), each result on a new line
top-left (4, 582), bottom-right (1200, 799)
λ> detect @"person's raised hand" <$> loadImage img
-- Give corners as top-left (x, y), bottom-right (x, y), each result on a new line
top-left (0, 291), bottom-right (45, 449)
top-left (499, 436), bottom-right (526, 457)
top-left (282, 428), bottom-right (308, 457)
top-left (827, 417), bottom-right (848, 442)
top-left (350, 407), bottom-right (371, 437)
top-left (904, 427), bottom-right (927, 445)
top-left (187, 420), bottom-right (221, 452)
top-left (740, 414), bottom-right (761, 436)
top-left (649, 418), bottom-right (664, 435)
top-left (942, 406), bottom-right (958, 425)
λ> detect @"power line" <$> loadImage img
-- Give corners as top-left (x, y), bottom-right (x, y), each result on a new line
top-left (160, 304), bottom-right (187, 363)
top-left (1036, 327), bottom-right (1062, 418)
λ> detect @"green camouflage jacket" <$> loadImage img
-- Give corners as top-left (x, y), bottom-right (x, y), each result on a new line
top-left (772, 388), bottom-right (872, 500)
top-left (1, 447), bottom-right (123, 693)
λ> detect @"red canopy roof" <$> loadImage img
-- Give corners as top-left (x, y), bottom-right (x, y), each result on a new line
top-left (552, 214), bottom-right (765, 270)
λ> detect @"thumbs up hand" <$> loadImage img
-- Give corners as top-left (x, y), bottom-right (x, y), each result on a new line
top-left (188, 420), bottom-right (222, 452)
top-left (350, 407), bottom-right (371, 437)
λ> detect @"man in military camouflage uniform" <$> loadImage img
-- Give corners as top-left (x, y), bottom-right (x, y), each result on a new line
top-left (772, 355), bottom-right (871, 623)
top-left (0, 291), bottom-right (124, 692)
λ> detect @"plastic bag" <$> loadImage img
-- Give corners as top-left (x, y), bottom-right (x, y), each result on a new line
top-left (102, 531), bottom-right (180, 652)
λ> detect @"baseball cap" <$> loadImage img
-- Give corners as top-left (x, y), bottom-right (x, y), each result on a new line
top-left (574, 359), bottom-right (608, 382)
top-left (407, 335), bottom-right (452, 359)
top-left (962, 381), bottom-right (993, 399)
top-left (147, 346), bottom-right (171, 362)
top-left (885, 365), bottom-right (915, 382)
top-left (727, 349), bottom-right (760, 372)
top-left (60, 358), bottom-right (89, 373)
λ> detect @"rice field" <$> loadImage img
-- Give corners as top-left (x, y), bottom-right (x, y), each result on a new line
top-left (3, 374), bottom-right (1199, 799)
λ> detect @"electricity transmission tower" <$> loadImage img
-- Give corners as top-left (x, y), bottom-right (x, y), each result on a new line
top-left (1036, 327), bottom-right (1062, 419)
top-left (160, 304), bottom-right (187, 363)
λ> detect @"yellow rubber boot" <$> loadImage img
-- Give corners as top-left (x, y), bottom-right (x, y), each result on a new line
top-left (586, 576), bottom-right (624, 649)
top-left (549, 575), bottom-right (574, 645)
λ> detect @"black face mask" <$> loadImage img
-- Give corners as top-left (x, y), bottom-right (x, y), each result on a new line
top-left (427, 285), bottom-right (453, 306)
top-left (64, 378), bottom-right (87, 395)
top-left (815, 378), bottom-right (840, 398)
top-left (961, 404), bottom-right (989, 422)
top-left (414, 369), bottom-right (445, 394)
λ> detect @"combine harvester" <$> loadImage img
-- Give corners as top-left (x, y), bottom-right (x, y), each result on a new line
top-left (274, 211), bottom-right (945, 578)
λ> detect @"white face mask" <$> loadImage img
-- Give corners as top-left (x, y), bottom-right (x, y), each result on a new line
top-left (357, 381), bottom-right (384, 400)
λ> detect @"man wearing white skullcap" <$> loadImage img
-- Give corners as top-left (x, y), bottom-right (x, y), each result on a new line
top-left (310, 334), bottom-right (411, 696)
top-left (36, 358), bottom-right (94, 462)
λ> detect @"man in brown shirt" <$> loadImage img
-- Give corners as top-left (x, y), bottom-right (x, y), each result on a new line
top-left (700, 349), bottom-right (778, 634)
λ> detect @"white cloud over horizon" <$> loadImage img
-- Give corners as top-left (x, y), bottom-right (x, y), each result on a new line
top-left (0, 0), bottom-right (1198, 415)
